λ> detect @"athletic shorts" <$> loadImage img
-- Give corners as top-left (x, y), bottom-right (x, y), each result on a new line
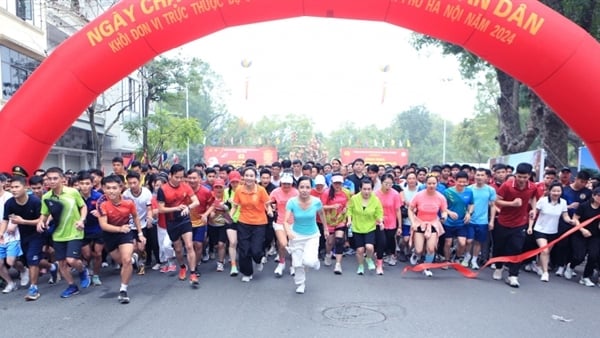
top-left (273, 222), bottom-right (285, 231)
top-left (192, 226), bottom-right (207, 243)
top-left (401, 224), bottom-right (411, 237)
top-left (207, 225), bottom-right (228, 248)
top-left (443, 225), bottom-right (468, 239)
top-left (83, 232), bottom-right (104, 246)
top-left (328, 225), bottom-right (347, 234)
top-left (415, 225), bottom-right (438, 234)
top-left (53, 240), bottom-right (83, 261)
top-left (226, 222), bottom-right (238, 231)
top-left (533, 230), bottom-right (558, 242)
top-left (467, 224), bottom-right (488, 242)
top-left (103, 232), bottom-right (135, 253)
top-left (353, 231), bottom-right (376, 248)
top-left (167, 220), bottom-right (193, 242)
top-left (20, 235), bottom-right (44, 266)
top-left (0, 240), bottom-right (23, 259)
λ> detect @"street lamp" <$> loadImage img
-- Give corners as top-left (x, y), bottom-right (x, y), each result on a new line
top-left (442, 119), bottom-right (447, 164)
top-left (185, 84), bottom-right (190, 169)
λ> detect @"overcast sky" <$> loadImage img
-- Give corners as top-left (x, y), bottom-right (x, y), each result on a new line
top-left (169, 17), bottom-right (478, 134)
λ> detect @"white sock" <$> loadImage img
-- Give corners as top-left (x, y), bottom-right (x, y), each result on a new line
top-left (120, 283), bottom-right (128, 292)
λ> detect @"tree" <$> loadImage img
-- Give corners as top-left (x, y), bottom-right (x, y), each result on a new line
top-left (86, 99), bottom-right (128, 168)
top-left (122, 109), bottom-right (203, 164)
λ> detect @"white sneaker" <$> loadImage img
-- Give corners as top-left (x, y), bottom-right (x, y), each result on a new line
top-left (423, 269), bottom-right (433, 277)
top-left (506, 276), bottom-right (520, 288)
top-left (540, 272), bottom-right (549, 282)
top-left (241, 275), bottom-right (253, 282)
top-left (216, 262), bottom-right (225, 272)
top-left (555, 266), bottom-right (565, 276)
top-left (314, 260), bottom-right (321, 271)
top-left (388, 256), bottom-right (397, 266)
top-left (564, 264), bottom-right (574, 280)
top-left (324, 255), bottom-right (332, 266)
top-left (334, 263), bottom-right (342, 275)
top-left (461, 257), bottom-right (470, 267)
top-left (152, 263), bottom-right (161, 271)
top-left (409, 253), bottom-right (418, 265)
top-left (295, 283), bottom-right (305, 294)
top-left (493, 268), bottom-right (503, 280)
top-left (274, 254), bottom-right (280, 263)
top-left (256, 261), bottom-right (264, 272)
top-left (579, 277), bottom-right (595, 287)
top-left (274, 263), bottom-right (285, 278)
top-left (290, 266), bottom-right (295, 276)
top-left (531, 263), bottom-right (543, 276)
top-left (524, 263), bottom-right (533, 272)
top-left (260, 256), bottom-right (268, 265)
top-left (471, 260), bottom-right (480, 270)
top-left (2, 281), bottom-right (17, 293)
top-left (20, 268), bottom-right (30, 287)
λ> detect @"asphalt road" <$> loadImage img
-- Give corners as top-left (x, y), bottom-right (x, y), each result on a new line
top-left (1, 258), bottom-right (596, 338)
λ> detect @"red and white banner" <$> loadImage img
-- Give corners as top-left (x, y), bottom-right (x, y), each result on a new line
top-left (204, 147), bottom-right (277, 168)
top-left (340, 148), bottom-right (409, 166)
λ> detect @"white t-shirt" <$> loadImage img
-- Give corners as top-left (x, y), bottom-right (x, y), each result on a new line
top-left (123, 187), bottom-right (153, 229)
top-left (534, 197), bottom-right (567, 234)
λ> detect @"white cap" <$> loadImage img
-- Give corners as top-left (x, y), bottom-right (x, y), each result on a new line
top-left (331, 175), bottom-right (344, 183)
top-left (280, 174), bottom-right (293, 184)
top-left (314, 175), bottom-right (326, 186)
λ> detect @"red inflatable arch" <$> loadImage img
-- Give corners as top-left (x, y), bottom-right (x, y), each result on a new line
top-left (1, 0), bottom-right (599, 172)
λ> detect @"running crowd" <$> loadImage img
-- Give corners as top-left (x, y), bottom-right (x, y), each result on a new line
top-left (1, 157), bottom-right (600, 303)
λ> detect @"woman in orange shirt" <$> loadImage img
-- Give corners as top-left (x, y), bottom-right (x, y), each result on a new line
top-left (230, 167), bottom-right (274, 282)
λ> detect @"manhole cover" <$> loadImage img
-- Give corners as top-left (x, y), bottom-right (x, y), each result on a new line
top-left (322, 304), bottom-right (387, 325)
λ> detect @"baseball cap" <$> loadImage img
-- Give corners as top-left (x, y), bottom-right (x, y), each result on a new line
top-left (331, 175), bottom-right (344, 184)
top-left (229, 171), bottom-right (241, 182)
top-left (213, 178), bottom-right (225, 187)
top-left (314, 175), bottom-right (326, 186)
top-left (280, 174), bottom-right (293, 184)
top-left (560, 167), bottom-right (571, 173)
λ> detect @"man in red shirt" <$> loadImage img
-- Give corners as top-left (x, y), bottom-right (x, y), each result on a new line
top-left (97, 175), bottom-right (146, 304)
top-left (157, 164), bottom-right (200, 287)
top-left (186, 169), bottom-right (213, 272)
top-left (491, 163), bottom-right (537, 288)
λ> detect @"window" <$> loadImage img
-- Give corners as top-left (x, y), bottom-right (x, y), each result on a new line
top-left (16, 0), bottom-right (33, 21)
top-left (1, 45), bottom-right (40, 100)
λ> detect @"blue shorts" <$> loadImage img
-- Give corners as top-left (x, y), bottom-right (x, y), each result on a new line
top-left (0, 240), bottom-right (23, 259)
top-left (401, 224), bottom-right (411, 237)
top-left (53, 240), bottom-right (83, 261)
top-left (467, 224), bottom-right (488, 242)
top-left (443, 225), bottom-right (468, 239)
top-left (192, 226), bottom-right (207, 243)
top-left (21, 235), bottom-right (44, 266)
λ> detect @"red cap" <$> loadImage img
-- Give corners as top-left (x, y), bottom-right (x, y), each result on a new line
top-left (214, 178), bottom-right (225, 187)
top-left (228, 171), bottom-right (241, 182)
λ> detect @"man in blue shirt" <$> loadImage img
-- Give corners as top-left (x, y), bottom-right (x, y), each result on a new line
top-left (442, 172), bottom-right (474, 265)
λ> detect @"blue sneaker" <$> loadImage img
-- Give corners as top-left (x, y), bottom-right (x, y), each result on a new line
top-left (80, 269), bottom-right (91, 289)
top-left (60, 284), bottom-right (80, 298)
top-left (25, 285), bottom-right (41, 301)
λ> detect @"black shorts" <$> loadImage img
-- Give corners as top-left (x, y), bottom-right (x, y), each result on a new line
top-left (54, 240), bottom-right (83, 261)
top-left (353, 231), bottom-right (376, 248)
top-left (415, 225), bottom-right (438, 234)
top-left (103, 231), bottom-right (135, 253)
top-left (83, 232), bottom-right (104, 246)
top-left (533, 230), bottom-right (558, 242)
top-left (208, 225), bottom-right (228, 248)
top-left (20, 234), bottom-right (44, 266)
top-left (167, 220), bottom-right (193, 242)
top-left (225, 222), bottom-right (238, 231)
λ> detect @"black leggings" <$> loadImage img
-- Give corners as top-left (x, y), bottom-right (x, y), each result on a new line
top-left (568, 233), bottom-right (600, 278)
top-left (383, 228), bottom-right (397, 256)
top-left (375, 227), bottom-right (386, 260)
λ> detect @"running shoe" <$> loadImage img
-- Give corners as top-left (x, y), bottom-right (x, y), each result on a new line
top-left (343, 247), bottom-right (355, 256)
top-left (2, 282), bottom-right (17, 294)
top-left (92, 275), bottom-right (102, 286)
top-left (267, 245), bottom-right (277, 257)
top-left (376, 261), bottom-right (384, 275)
top-left (274, 263), bottom-right (285, 278)
top-left (178, 266), bottom-right (187, 281)
top-left (289, 266), bottom-right (295, 276)
top-left (216, 262), bottom-right (225, 272)
top-left (579, 278), bottom-right (595, 287)
top-left (423, 269), bottom-right (433, 277)
top-left (256, 259), bottom-right (265, 272)
top-left (159, 265), bottom-right (170, 273)
top-left (49, 263), bottom-right (58, 285)
top-left (60, 284), bottom-right (80, 298)
top-left (492, 268), bottom-right (503, 280)
top-left (505, 276), bottom-right (520, 288)
top-left (152, 263), bottom-right (161, 271)
top-left (132, 253), bottom-right (139, 269)
top-left (471, 260), bottom-right (480, 270)
top-left (334, 263), bottom-right (343, 275)
top-left (295, 283), bottom-right (305, 294)
top-left (167, 264), bottom-right (177, 272)
top-left (241, 275), bottom-right (252, 282)
top-left (118, 290), bottom-right (130, 304)
top-left (230, 265), bottom-right (239, 276)
top-left (441, 261), bottom-right (450, 270)
top-left (324, 255), bottom-right (332, 266)
top-left (80, 269), bottom-right (91, 289)
top-left (387, 255), bottom-right (397, 266)
top-left (357, 264), bottom-right (365, 275)
top-left (409, 253), bottom-right (418, 266)
top-left (190, 272), bottom-right (200, 287)
top-left (461, 257), bottom-right (470, 267)
top-left (365, 258), bottom-right (376, 271)
top-left (564, 264), bottom-right (574, 280)
top-left (540, 272), bottom-right (549, 282)
top-left (20, 267), bottom-right (30, 287)
top-left (274, 254), bottom-right (280, 263)
top-left (101, 262), bottom-right (109, 268)
top-left (202, 251), bottom-right (210, 263)
top-left (555, 266), bottom-right (565, 277)
top-left (25, 285), bottom-right (40, 301)
top-left (531, 263), bottom-right (543, 276)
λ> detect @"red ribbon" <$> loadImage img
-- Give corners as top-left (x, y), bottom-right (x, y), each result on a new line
top-left (402, 215), bottom-right (600, 278)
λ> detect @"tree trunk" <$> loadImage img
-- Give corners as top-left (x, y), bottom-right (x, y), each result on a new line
top-left (495, 69), bottom-right (539, 154)
top-left (541, 108), bottom-right (569, 168)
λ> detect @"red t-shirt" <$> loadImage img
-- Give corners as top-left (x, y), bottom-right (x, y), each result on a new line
top-left (497, 179), bottom-right (537, 227)
top-left (157, 182), bottom-right (194, 222)
top-left (311, 188), bottom-right (326, 223)
top-left (151, 196), bottom-right (167, 229)
top-left (190, 185), bottom-right (213, 227)
top-left (535, 182), bottom-right (546, 199)
top-left (98, 198), bottom-right (137, 230)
